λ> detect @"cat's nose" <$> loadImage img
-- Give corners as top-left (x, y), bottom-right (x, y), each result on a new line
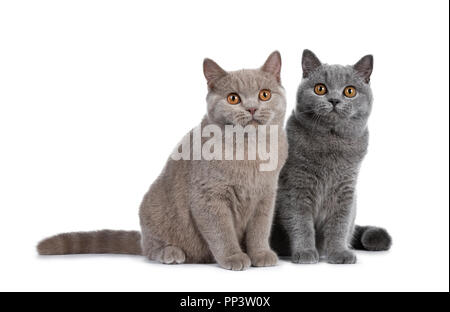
top-left (328, 98), bottom-right (341, 106)
top-left (247, 108), bottom-right (257, 115)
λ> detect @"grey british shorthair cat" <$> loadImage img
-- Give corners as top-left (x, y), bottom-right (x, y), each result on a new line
top-left (38, 52), bottom-right (288, 271)
top-left (271, 50), bottom-right (392, 264)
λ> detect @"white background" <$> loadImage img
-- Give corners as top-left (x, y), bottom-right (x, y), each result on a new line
top-left (0, 0), bottom-right (448, 292)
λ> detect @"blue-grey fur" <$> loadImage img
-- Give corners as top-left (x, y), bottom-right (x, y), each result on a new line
top-left (271, 50), bottom-right (392, 264)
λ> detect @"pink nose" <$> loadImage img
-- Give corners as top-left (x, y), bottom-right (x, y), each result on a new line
top-left (247, 108), bottom-right (257, 115)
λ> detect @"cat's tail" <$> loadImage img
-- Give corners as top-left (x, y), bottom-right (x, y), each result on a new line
top-left (350, 225), bottom-right (392, 251)
top-left (37, 230), bottom-right (142, 256)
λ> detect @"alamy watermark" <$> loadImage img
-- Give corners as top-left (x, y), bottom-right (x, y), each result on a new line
top-left (171, 124), bottom-right (279, 172)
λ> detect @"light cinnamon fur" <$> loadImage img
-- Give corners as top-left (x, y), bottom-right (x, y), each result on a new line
top-left (38, 52), bottom-right (288, 270)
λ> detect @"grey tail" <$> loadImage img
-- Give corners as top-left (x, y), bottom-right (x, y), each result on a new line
top-left (351, 225), bottom-right (392, 251)
top-left (37, 230), bottom-right (142, 256)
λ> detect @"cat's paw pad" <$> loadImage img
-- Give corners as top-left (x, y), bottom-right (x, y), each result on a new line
top-left (250, 250), bottom-right (278, 267)
top-left (292, 249), bottom-right (319, 264)
top-left (158, 246), bottom-right (186, 264)
top-left (219, 253), bottom-right (251, 271)
top-left (327, 250), bottom-right (357, 264)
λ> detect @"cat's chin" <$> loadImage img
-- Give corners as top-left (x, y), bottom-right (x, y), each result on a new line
top-left (251, 117), bottom-right (273, 126)
top-left (319, 111), bottom-right (350, 123)
top-left (249, 120), bottom-right (262, 126)
top-left (233, 119), bottom-right (265, 127)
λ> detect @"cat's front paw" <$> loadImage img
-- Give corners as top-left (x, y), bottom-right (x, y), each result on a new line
top-left (250, 250), bottom-right (278, 267)
top-left (327, 250), bottom-right (357, 264)
top-left (156, 246), bottom-right (186, 264)
top-left (292, 249), bottom-right (319, 264)
top-left (219, 253), bottom-right (251, 271)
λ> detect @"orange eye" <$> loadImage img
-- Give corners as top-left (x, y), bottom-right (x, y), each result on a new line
top-left (344, 86), bottom-right (357, 98)
top-left (314, 84), bottom-right (327, 95)
top-left (259, 89), bottom-right (272, 101)
top-left (227, 93), bottom-right (241, 105)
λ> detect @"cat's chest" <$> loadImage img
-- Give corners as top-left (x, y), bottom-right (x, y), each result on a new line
top-left (293, 131), bottom-right (367, 168)
top-left (290, 133), bottom-right (364, 203)
top-left (217, 130), bottom-right (286, 185)
top-left (226, 161), bottom-right (278, 190)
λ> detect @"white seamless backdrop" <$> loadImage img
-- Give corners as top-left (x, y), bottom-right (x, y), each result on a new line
top-left (0, 0), bottom-right (448, 292)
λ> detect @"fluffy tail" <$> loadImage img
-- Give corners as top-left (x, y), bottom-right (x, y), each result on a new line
top-left (351, 225), bottom-right (392, 251)
top-left (37, 230), bottom-right (142, 255)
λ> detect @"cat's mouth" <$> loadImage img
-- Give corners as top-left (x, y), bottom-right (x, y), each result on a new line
top-left (330, 109), bottom-right (339, 115)
top-left (237, 116), bottom-right (265, 126)
top-left (322, 107), bottom-right (349, 118)
top-left (301, 109), bottom-right (348, 124)
top-left (250, 116), bottom-right (271, 126)
top-left (330, 108), bottom-right (353, 119)
top-left (234, 113), bottom-right (271, 126)
top-left (251, 112), bottom-right (273, 125)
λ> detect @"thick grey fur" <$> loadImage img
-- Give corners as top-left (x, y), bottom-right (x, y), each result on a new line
top-left (271, 50), bottom-right (392, 264)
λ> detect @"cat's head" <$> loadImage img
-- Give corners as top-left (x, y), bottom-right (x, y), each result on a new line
top-left (295, 49), bottom-right (374, 136)
top-left (203, 51), bottom-right (286, 127)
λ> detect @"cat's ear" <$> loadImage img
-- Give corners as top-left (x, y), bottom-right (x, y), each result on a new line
top-left (302, 49), bottom-right (322, 78)
top-left (354, 55), bottom-right (373, 83)
top-left (261, 51), bottom-right (282, 82)
top-left (203, 58), bottom-right (227, 88)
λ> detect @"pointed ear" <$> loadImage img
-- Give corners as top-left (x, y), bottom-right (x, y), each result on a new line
top-left (261, 51), bottom-right (282, 82)
top-left (203, 58), bottom-right (227, 88)
top-left (302, 49), bottom-right (322, 78)
top-left (354, 55), bottom-right (373, 83)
